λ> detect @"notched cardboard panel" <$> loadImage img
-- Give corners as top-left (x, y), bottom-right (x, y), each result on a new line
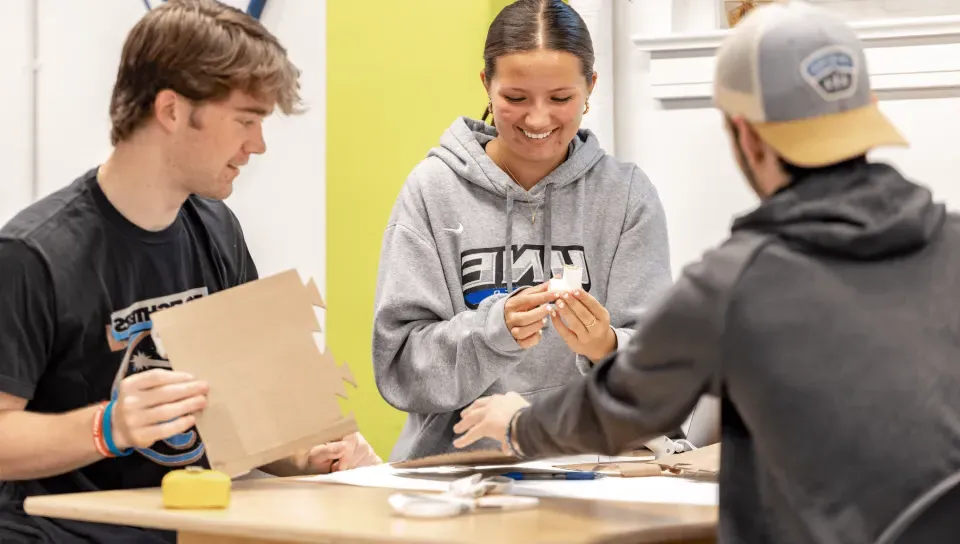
top-left (391, 450), bottom-right (519, 469)
top-left (305, 277), bottom-right (326, 309)
top-left (151, 269), bottom-right (357, 477)
top-left (647, 443), bottom-right (720, 474)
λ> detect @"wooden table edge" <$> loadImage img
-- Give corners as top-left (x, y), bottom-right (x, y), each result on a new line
top-left (24, 480), bottom-right (718, 544)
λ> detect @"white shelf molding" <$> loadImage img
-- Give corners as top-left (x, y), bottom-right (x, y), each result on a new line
top-left (631, 15), bottom-right (960, 104)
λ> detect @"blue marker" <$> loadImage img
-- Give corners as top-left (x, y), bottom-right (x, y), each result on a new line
top-left (502, 471), bottom-right (599, 481)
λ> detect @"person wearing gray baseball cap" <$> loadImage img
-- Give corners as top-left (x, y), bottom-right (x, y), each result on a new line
top-left (715, 0), bottom-right (907, 187)
top-left (452, 2), bottom-right (960, 543)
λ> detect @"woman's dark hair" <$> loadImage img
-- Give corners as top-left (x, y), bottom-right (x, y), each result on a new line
top-left (481, 0), bottom-right (595, 122)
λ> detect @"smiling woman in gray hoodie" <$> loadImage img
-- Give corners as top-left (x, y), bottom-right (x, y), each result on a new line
top-left (372, 0), bottom-right (673, 461)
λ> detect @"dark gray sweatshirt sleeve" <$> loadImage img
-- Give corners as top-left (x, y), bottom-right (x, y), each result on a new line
top-left (515, 236), bottom-right (766, 457)
top-left (373, 221), bottom-right (524, 415)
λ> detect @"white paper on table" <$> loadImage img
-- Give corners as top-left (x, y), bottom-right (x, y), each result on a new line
top-left (300, 463), bottom-right (718, 507)
top-left (546, 453), bottom-right (656, 465)
top-left (301, 463), bottom-right (453, 492)
top-left (395, 464), bottom-right (560, 477)
top-left (509, 476), bottom-right (719, 507)
top-left (299, 456), bottom-right (657, 488)
top-left (300, 458), bottom-right (580, 490)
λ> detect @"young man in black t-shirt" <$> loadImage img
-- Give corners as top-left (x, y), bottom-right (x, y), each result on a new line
top-left (0, 2), bottom-right (379, 542)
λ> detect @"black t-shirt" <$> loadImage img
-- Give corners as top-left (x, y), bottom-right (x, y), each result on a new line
top-left (0, 168), bottom-right (258, 543)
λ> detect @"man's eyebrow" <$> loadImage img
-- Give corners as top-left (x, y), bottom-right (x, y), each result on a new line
top-left (238, 106), bottom-right (270, 115)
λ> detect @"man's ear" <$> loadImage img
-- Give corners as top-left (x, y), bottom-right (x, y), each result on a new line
top-left (732, 116), bottom-right (767, 168)
top-left (153, 89), bottom-right (180, 134)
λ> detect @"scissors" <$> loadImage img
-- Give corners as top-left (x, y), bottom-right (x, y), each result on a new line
top-left (388, 474), bottom-right (539, 519)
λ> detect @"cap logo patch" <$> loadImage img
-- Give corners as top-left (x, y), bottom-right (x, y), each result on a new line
top-left (800, 46), bottom-right (858, 101)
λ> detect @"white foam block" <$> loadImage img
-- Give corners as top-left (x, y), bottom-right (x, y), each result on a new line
top-left (548, 265), bottom-right (583, 293)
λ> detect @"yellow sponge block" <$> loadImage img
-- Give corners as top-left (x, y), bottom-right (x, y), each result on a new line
top-left (161, 466), bottom-right (231, 509)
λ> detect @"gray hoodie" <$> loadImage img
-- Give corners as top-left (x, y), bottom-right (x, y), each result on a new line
top-left (373, 117), bottom-right (672, 461)
top-left (513, 159), bottom-right (960, 544)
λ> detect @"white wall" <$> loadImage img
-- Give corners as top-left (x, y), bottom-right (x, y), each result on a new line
top-left (615, 2), bottom-right (960, 276)
top-left (0, 0), bottom-right (35, 226)
top-left (799, 0), bottom-right (960, 22)
top-left (0, 0), bottom-right (326, 294)
top-left (225, 0), bottom-right (327, 293)
top-left (568, 0), bottom-right (616, 152)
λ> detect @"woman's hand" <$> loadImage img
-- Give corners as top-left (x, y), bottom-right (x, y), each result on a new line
top-left (504, 282), bottom-right (561, 349)
top-left (304, 432), bottom-right (382, 473)
top-left (550, 288), bottom-right (617, 362)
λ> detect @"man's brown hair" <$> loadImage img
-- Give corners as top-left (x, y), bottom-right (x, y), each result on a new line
top-left (109, 0), bottom-right (302, 145)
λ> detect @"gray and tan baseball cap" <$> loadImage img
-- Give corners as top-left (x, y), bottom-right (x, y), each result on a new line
top-left (714, 1), bottom-right (907, 167)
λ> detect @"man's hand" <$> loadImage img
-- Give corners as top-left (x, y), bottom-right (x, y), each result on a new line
top-left (504, 282), bottom-right (561, 349)
top-left (111, 369), bottom-right (208, 450)
top-left (452, 392), bottom-right (529, 452)
top-left (304, 432), bottom-right (382, 473)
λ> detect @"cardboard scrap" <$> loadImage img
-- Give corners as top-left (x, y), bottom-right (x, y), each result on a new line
top-left (616, 463), bottom-right (666, 478)
top-left (391, 450), bottom-right (518, 469)
top-left (649, 443), bottom-right (720, 474)
top-left (554, 444), bottom-right (720, 479)
top-left (151, 269), bottom-right (358, 478)
top-left (391, 444), bottom-right (720, 479)
top-left (395, 448), bottom-right (663, 472)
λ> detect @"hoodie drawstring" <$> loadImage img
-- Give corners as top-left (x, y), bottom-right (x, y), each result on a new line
top-left (504, 184), bottom-right (554, 293)
top-left (505, 192), bottom-right (514, 292)
top-left (543, 185), bottom-right (553, 280)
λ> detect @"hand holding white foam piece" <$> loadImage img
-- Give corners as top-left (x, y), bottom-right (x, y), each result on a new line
top-left (548, 264), bottom-right (583, 294)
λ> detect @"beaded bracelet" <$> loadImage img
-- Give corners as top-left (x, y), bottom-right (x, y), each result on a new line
top-left (91, 401), bottom-right (113, 458)
top-left (101, 399), bottom-right (134, 457)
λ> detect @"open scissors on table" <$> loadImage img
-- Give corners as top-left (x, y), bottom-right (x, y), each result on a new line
top-left (388, 473), bottom-right (540, 519)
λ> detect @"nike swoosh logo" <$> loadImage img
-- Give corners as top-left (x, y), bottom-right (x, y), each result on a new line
top-left (443, 222), bottom-right (464, 235)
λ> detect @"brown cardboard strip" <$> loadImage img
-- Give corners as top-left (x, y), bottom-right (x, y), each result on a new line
top-left (652, 443), bottom-right (720, 474)
top-left (392, 450), bottom-right (519, 469)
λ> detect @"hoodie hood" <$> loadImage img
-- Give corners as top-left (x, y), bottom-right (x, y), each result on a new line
top-left (427, 116), bottom-right (606, 290)
top-left (733, 160), bottom-right (945, 260)
top-left (429, 117), bottom-right (605, 198)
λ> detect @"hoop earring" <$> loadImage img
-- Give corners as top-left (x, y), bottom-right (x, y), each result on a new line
top-left (481, 101), bottom-right (494, 124)
top-left (583, 101), bottom-right (590, 115)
